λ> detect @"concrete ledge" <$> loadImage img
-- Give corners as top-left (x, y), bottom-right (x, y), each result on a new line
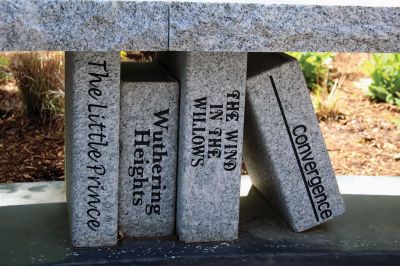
top-left (1, 1), bottom-right (399, 52)
top-left (0, 181), bottom-right (65, 206)
top-left (1, 175), bottom-right (399, 206)
top-left (336, 175), bottom-right (400, 196)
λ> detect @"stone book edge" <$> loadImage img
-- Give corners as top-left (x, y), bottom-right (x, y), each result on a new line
top-left (118, 61), bottom-right (179, 238)
top-left (65, 52), bottom-right (120, 247)
top-left (244, 53), bottom-right (345, 232)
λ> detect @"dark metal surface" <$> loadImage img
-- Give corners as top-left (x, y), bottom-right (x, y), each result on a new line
top-left (0, 188), bottom-right (399, 265)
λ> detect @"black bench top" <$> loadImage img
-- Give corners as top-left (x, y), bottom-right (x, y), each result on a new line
top-left (0, 187), bottom-right (399, 265)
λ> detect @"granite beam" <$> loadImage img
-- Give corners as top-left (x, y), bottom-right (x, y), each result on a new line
top-left (169, 1), bottom-right (400, 52)
top-left (0, 0), bottom-right (169, 51)
top-left (1, 1), bottom-right (399, 52)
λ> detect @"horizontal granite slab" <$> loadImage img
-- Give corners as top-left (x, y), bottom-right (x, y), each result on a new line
top-left (1, 0), bottom-right (399, 52)
top-left (169, 0), bottom-right (400, 52)
top-left (0, 0), bottom-right (169, 51)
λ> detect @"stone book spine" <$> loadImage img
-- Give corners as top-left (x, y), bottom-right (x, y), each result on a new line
top-left (65, 52), bottom-right (120, 247)
top-left (243, 53), bottom-right (345, 232)
top-left (118, 62), bottom-right (179, 238)
top-left (158, 52), bottom-right (247, 242)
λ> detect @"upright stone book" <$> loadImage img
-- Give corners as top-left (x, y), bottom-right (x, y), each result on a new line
top-left (65, 52), bottom-right (120, 247)
top-left (243, 53), bottom-right (345, 232)
top-left (158, 52), bottom-right (247, 242)
top-left (119, 62), bottom-right (179, 237)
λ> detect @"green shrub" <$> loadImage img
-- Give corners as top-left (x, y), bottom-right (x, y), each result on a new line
top-left (287, 52), bottom-right (344, 120)
top-left (287, 52), bottom-right (335, 91)
top-left (0, 55), bottom-right (11, 85)
top-left (10, 52), bottom-right (64, 121)
top-left (363, 53), bottom-right (400, 107)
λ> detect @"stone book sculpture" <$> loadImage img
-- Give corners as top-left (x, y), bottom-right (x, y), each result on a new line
top-left (243, 53), bottom-right (345, 232)
top-left (119, 62), bottom-right (179, 238)
top-left (158, 52), bottom-right (247, 242)
top-left (65, 52), bottom-right (120, 247)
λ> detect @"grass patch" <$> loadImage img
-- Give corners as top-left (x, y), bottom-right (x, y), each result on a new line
top-left (288, 52), bottom-right (344, 120)
top-left (9, 52), bottom-right (64, 124)
top-left (0, 55), bottom-right (11, 85)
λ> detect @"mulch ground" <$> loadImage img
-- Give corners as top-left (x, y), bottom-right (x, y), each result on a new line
top-left (0, 83), bottom-right (64, 183)
top-left (0, 53), bottom-right (399, 183)
top-left (320, 53), bottom-right (400, 176)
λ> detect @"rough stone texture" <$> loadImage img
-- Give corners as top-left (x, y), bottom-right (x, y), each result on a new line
top-left (169, 1), bottom-right (400, 52)
top-left (119, 62), bottom-right (179, 237)
top-left (0, 0), bottom-right (168, 51)
top-left (65, 52), bottom-right (120, 247)
top-left (243, 53), bottom-right (345, 232)
top-left (158, 52), bottom-right (247, 242)
top-left (1, 1), bottom-right (399, 52)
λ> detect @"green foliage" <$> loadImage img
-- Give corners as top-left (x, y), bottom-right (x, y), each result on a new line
top-left (363, 53), bottom-right (400, 107)
top-left (0, 55), bottom-right (11, 85)
top-left (10, 52), bottom-right (64, 122)
top-left (287, 52), bottom-right (335, 91)
top-left (287, 52), bottom-right (344, 121)
top-left (120, 51), bottom-right (154, 62)
top-left (120, 51), bottom-right (129, 62)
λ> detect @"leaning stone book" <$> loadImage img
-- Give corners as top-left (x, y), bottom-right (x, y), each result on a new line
top-left (158, 52), bottom-right (247, 242)
top-left (243, 53), bottom-right (345, 232)
top-left (65, 52), bottom-right (120, 247)
top-left (119, 62), bottom-right (179, 238)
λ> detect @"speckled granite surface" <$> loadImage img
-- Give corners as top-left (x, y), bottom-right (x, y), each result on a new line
top-left (169, 2), bottom-right (400, 52)
top-left (0, 0), bottom-right (168, 51)
top-left (243, 53), bottom-right (345, 232)
top-left (119, 62), bottom-right (179, 238)
top-left (65, 52), bottom-right (120, 247)
top-left (159, 52), bottom-right (247, 242)
top-left (1, 0), bottom-right (399, 52)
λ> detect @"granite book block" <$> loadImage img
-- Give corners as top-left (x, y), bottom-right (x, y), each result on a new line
top-left (119, 62), bottom-right (179, 237)
top-left (243, 53), bottom-right (345, 232)
top-left (158, 52), bottom-right (247, 242)
top-left (65, 52), bottom-right (120, 247)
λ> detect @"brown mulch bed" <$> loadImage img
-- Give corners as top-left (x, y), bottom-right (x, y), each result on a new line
top-left (320, 53), bottom-right (400, 176)
top-left (0, 84), bottom-right (64, 183)
top-left (0, 53), bottom-right (399, 183)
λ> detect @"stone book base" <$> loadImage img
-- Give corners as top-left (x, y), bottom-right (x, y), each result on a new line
top-left (65, 52), bottom-right (120, 247)
top-left (158, 52), bottom-right (247, 242)
top-left (119, 62), bottom-right (179, 237)
top-left (243, 53), bottom-right (345, 232)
